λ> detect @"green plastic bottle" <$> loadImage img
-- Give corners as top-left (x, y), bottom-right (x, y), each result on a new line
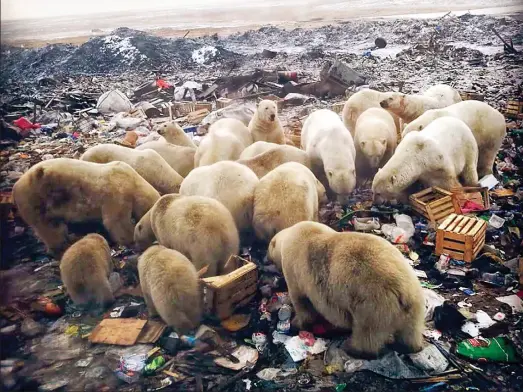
top-left (144, 356), bottom-right (166, 375)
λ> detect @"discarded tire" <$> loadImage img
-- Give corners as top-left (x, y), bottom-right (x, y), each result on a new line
top-left (375, 37), bottom-right (387, 48)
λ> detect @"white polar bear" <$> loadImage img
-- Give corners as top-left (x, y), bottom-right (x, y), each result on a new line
top-left (194, 118), bottom-right (253, 167)
top-left (248, 100), bottom-right (285, 144)
top-left (380, 84), bottom-right (462, 123)
top-left (372, 117), bottom-right (479, 203)
top-left (179, 161), bottom-right (259, 233)
top-left (301, 109), bottom-right (356, 199)
top-left (402, 100), bottom-right (506, 177)
top-left (354, 107), bottom-right (397, 183)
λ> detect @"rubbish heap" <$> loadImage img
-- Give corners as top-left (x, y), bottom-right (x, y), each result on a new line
top-left (1, 11), bottom-right (523, 392)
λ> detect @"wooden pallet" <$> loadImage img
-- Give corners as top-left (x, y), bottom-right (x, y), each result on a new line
top-left (435, 213), bottom-right (487, 262)
top-left (409, 187), bottom-right (461, 224)
top-left (201, 255), bottom-right (258, 320)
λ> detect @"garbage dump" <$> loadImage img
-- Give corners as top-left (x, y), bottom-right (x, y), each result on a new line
top-left (1, 10), bottom-right (523, 392)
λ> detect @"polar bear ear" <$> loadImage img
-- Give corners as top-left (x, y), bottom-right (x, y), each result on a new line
top-left (327, 170), bottom-right (333, 177)
top-left (360, 141), bottom-right (366, 147)
top-left (390, 175), bottom-right (396, 185)
top-left (379, 138), bottom-right (386, 146)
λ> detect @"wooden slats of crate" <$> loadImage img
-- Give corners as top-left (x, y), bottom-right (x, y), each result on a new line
top-left (409, 187), bottom-right (461, 224)
top-left (505, 100), bottom-right (523, 119)
top-left (436, 213), bottom-right (487, 262)
top-left (459, 91), bottom-right (484, 101)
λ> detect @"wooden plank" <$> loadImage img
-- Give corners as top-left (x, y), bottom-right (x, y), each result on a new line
top-left (474, 225), bottom-right (487, 242)
top-left (429, 196), bottom-right (452, 208)
top-left (464, 237), bottom-right (473, 262)
top-left (442, 239), bottom-right (466, 252)
top-left (137, 321), bottom-right (167, 344)
top-left (468, 220), bottom-right (484, 236)
top-left (442, 231), bottom-right (465, 242)
top-left (409, 195), bottom-right (427, 207)
top-left (438, 213), bottom-right (456, 231)
top-left (447, 215), bottom-right (464, 232)
top-left (455, 216), bottom-right (470, 233)
top-left (435, 230), bottom-right (445, 255)
top-left (442, 248), bottom-right (466, 260)
top-left (432, 202), bottom-right (454, 215)
top-left (412, 188), bottom-right (434, 198)
top-left (433, 187), bottom-right (453, 196)
top-left (434, 208), bottom-right (456, 221)
top-left (459, 219), bottom-right (476, 235)
top-left (473, 237), bottom-right (485, 256)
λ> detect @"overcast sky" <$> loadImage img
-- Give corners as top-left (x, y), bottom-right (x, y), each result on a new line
top-left (0, 0), bottom-right (245, 20)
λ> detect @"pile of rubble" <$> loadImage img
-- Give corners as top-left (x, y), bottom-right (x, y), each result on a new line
top-left (1, 11), bottom-right (523, 392)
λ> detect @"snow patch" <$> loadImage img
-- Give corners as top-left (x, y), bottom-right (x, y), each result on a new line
top-left (192, 46), bottom-right (218, 65)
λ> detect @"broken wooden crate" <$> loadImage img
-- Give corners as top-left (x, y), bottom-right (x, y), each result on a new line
top-left (451, 186), bottom-right (490, 212)
top-left (216, 97), bottom-right (233, 109)
top-left (409, 187), bottom-right (461, 224)
top-left (201, 255), bottom-right (257, 320)
top-left (436, 213), bottom-right (487, 262)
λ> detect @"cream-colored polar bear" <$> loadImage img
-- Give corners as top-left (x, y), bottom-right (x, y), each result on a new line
top-left (239, 141), bottom-right (280, 160)
top-left (13, 158), bottom-right (159, 257)
top-left (194, 118), bottom-right (253, 167)
top-left (136, 141), bottom-right (195, 177)
top-left (380, 84), bottom-right (462, 123)
top-left (80, 144), bottom-right (183, 194)
top-left (402, 100), bottom-right (506, 177)
top-left (134, 194), bottom-right (239, 277)
top-left (156, 121), bottom-right (196, 148)
top-left (267, 221), bottom-right (425, 358)
top-left (354, 107), bottom-right (397, 183)
top-left (248, 100), bottom-right (285, 144)
top-left (301, 109), bottom-right (356, 198)
top-left (372, 117), bottom-right (479, 203)
top-left (138, 245), bottom-right (202, 333)
top-left (342, 89), bottom-right (402, 137)
top-left (253, 162), bottom-right (327, 242)
top-left (237, 144), bottom-right (311, 178)
top-left (179, 161), bottom-right (259, 233)
top-left (60, 233), bottom-right (114, 307)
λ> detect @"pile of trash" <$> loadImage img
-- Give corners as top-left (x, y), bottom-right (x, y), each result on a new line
top-left (1, 11), bottom-right (523, 392)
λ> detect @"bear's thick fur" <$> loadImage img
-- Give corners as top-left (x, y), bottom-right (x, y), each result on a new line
top-left (354, 107), bottom-right (397, 183)
top-left (253, 162), bottom-right (326, 242)
top-left (136, 141), bottom-right (196, 177)
top-left (237, 144), bottom-right (311, 178)
top-left (372, 117), bottom-right (479, 203)
top-left (402, 100), bottom-right (506, 177)
top-left (301, 109), bottom-right (356, 199)
top-left (267, 221), bottom-right (425, 358)
top-left (80, 144), bottom-right (183, 194)
top-left (138, 245), bottom-right (202, 334)
top-left (195, 118), bottom-right (253, 167)
top-left (342, 89), bottom-right (402, 137)
top-left (156, 121), bottom-right (196, 148)
top-left (13, 158), bottom-right (160, 257)
top-left (179, 161), bottom-right (259, 233)
top-left (239, 141), bottom-right (280, 160)
top-left (60, 233), bottom-right (114, 306)
top-left (248, 100), bottom-right (285, 144)
top-left (134, 194), bottom-right (239, 277)
top-left (379, 84), bottom-right (462, 123)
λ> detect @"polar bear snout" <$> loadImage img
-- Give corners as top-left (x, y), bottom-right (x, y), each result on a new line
top-left (380, 99), bottom-right (389, 108)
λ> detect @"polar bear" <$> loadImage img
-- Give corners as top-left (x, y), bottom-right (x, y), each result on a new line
top-left (401, 100), bottom-right (506, 177)
top-left (13, 158), bottom-right (159, 257)
top-left (301, 109), bottom-right (356, 199)
top-left (179, 161), bottom-right (259, 233)
top-left (138, 245), bottom-right (202, 334)
top-left (379, 84), bottom-right (462, 123)
top-left (248, 100), bottom-right (285, 144)
top-left (372, 117), bottom-right (479, 203)
top-left (194, 118), bottom-right (253, 167)
top-left (342, 89), bottom-right (402, 137)
top-left (237, 144), bottom-right (311, 178)
top-left (156, 121), bottom-right (196, 148)
top-left (134, 194), bottom-right (239, 277)
top-left (80, 144), bottom-right (183, 194)
top-left (60, 233), bottom-right (114, 307)
top-left (267, 221), bottom-right (425, 358)
top-left (354, 107), bottom-right (397, 183)
top-left (252, 162), bottom-right (327, 242)
top-left (239, 141), bottom-right (280, 160)
top-left (136, 141), bottom-right (195, 177)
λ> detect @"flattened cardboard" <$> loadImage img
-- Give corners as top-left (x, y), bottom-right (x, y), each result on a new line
top-left (89, 318), bottom-right (146, 346)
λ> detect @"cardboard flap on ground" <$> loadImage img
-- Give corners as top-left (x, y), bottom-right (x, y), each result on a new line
top-left (89, 318), bottom-right (147, 346)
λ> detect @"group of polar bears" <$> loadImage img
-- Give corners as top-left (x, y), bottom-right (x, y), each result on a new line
top-left (13, 85), bottom-right (506, 357)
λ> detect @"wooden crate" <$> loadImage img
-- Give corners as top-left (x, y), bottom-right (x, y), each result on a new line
top-left (505, 100), bottom-right (523, 119)
top-left (216, 97), bottom-right (233, 109)
top-left (195, 102), bottom-right (213, 112)
top-left (409, 187), bottom-right (461, 223)
top-left (173, 101), bottom-right (195, 117)
top-left (451, 186), bottom-right (490, 212)
top-left (436, 213), bottom-right (487, 262)
top-left (201, 255), bottom-right (257, 320)
top-left (459, 91), bottom-right (484, 101)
